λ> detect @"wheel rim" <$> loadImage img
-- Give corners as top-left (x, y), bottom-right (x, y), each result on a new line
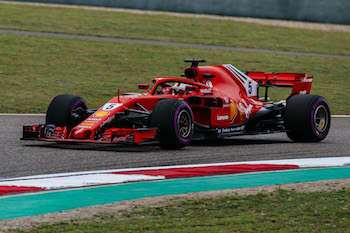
top-left (70, 101), bottom-right (87, 125)
top-left (314, 105), bottom-right (328, 134)
top-left (177, 110), bottom-right (192, 138)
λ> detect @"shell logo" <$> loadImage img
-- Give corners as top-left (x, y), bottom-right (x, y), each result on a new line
top-left (81, 122), bottom-right (95, 126)
top-left (94, 111), bottom-right (109, 117)
top-left (230, 103), bottom-right (237, 122)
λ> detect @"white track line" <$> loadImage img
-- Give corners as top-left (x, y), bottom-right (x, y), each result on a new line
top-left (2, 156), bottom-right (350, 182)
top-left (332, 115), bottom-right (350, 118)
top-left (1, 157), bottom-right (349, 189)
top-left (0, 174), bottom-right (164, 189)
top-left (0, 113), bottom-right (46, 116)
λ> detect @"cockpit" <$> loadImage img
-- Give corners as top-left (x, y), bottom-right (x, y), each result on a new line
top-left (153, 81), bottom-right (196, 95)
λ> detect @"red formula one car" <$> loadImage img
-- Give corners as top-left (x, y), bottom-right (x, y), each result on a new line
top-left (22, 59), bottom-right (331, 149)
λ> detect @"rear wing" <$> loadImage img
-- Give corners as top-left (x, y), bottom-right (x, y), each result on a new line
top-left (247, 72), bottom-right (313, 96)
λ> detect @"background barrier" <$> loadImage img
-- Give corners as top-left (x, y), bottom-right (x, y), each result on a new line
top-left (5, 0), bottom-right (350, 24)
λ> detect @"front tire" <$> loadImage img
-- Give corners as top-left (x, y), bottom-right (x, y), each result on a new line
top-left (284, 94), bottom-right (331, 142)
top-left (46, 94), bottom-right (88, 127)
top-left (151, 99), bottom-right (194, 149)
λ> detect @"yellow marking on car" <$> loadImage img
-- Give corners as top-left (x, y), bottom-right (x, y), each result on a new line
top-left (94, 111), bottom-right (109, 117)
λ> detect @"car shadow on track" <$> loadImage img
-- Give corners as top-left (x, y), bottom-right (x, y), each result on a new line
top-left (23, 143), bottom-right (162, 152)
top-left (190, 137), bottom-right (292, 147)
top-left (23, 136), bottom-right (292, 152)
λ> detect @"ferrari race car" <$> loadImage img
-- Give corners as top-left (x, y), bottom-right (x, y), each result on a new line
top-left (22, 59), bottom-right (331, 149)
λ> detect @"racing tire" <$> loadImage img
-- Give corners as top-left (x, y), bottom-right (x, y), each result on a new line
top-left (151, 99), bottom-right (194, 150)
top-left (284, 94), bottom-right (331, 142)
top-left (46, 94), bottom-right (88, 127)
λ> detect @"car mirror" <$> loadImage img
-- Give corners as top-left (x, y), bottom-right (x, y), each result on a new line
top-left (138, 84), bottom-right (150, 91)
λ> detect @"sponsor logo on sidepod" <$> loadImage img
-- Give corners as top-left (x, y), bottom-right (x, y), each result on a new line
top-left (217, 115), bottom-right (230, 121)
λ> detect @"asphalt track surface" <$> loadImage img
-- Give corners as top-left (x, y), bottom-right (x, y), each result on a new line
top-left (1, 29), bottom-right (350, 59)
top-left (1, 115), bottom-right (349, 179)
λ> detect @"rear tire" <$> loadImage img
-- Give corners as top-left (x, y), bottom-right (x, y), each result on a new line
top-left (46, 94), bottom-right (88, 127)
top-left (284, 94), bottom-right (331, 142)
top-left (151, 99), bottom-right (194, 149)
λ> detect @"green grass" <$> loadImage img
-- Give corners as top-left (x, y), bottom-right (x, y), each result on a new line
top-left (1, 3), bottom-right (349, 114)
top-left (20, 189), bottom-right (350, 232)
top-left (1, 34), bottom-right (349, 114)
top-left (1, 3), bottom-right (350, 56)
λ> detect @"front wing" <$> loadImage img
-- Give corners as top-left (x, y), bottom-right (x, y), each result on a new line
top-left (22, 124), bottom-right (157, 144)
